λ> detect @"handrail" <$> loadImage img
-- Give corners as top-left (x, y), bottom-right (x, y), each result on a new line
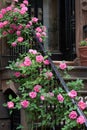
top-left (38, 42), bottom-right (87, 127)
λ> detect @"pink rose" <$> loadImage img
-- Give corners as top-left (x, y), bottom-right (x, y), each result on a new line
top-left (36, 27), bottom-right (42, 32)
top-left (28, 21), bottom-right (32, 26)
top-left (20, 100), bottom-right (29, 108)
top-left (77, 116), bottom-right (85, 124)
top-left (40, 95), bottom-right (45, 100)
top-left (45, 72), bottom-right (53, 80)
top-left (17, 37), bottom-right (23, 42)
top-left (16, 31), bottom-right (21, 36)
top-left (69, 111), bottom-right (77, 119)
top-left (20, 9), bottom-right (26, 15)
top-left (38, 37), bottom-right (43, 42)
top-left (32, 17), bottom-right (38, 23)
top-left (1, 9), bottom-right (7, 15)
top-left (23, 0), bottom-right (29, 5)
top-left (14, 72), bottom-right (21, 77)
top-left (21, 6), bottom-right (28, 11)
top-left (36, 32), bottom-right (41, 38)
top-left (43, 60), bottom-right (50, 65)
top-left (3, 21), bottom-right (9, 26)
top-left (18, 25), bottom-right (23, 30)
top-left (0, 13), bottom-right (3, 19)
top-left (42, 26), bottom-right (46, 31)
top-left (3, 31), bottom-right (8, 36)
top-left (78, 101), bottom-right (86, 110)
top-left (12, 42), bottom-right (17, 47)
top-left (36, 55), bottom-right (44, 63)
top-left (0, 22), bottom-right (3, 28)
top-left (68, 90), bottom-right (77, 98)
top-left (25, 24), bottom-right (30, 28)
top-left (48, 92), bottom-right (54, 97)
top-left (59, 62), bottom-right (67, 70)
top-left (7, 101), bottom-right (14, 109)
top-left (20, 3), bottom-right (25, 8)
top-left (28, 49), bottom-right (37, 54)
top-left (33, 85), bottom-right (42, 92)
top-left (57, 94), bottom-right (64, 103)
top-left (6, 6), bottom-right (12, 11)
top-left (41, 32), bottom-right (46, 37)
top-left (29, 92), bottom-right (37, 98)
top-left (23, 57), bottom-right (32, 66)
top-left (19, 63), bottom-right (25, 67)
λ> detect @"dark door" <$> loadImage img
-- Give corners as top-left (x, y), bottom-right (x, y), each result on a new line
top-left (29, 0), bottom-right (76, 61)
top-left (59, 0), bottom-right (76, 61)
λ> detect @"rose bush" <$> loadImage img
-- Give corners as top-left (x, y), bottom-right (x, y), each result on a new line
top-left (0, 0), bottom-right (46, 47)
top-left (1, 0), bottom-right (87, 130)
top-left (6, 50), bottom-right (87, 130)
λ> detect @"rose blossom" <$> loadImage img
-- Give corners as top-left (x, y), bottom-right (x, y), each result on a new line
top-left (12, 42), bottom-right (17, 47)
top-left (1, 9), bottom-right (7, 15)
top-left (7, 101), bottom-right (14, 109)
top-left (14, 72), bottom-right (21, 77)
top-left (42, 26), bottom-right (46, 31)
top-left (16, 31), bottom-right (21, 36)
top-left (23, 57), bottom-right (32, 66)
top-left (48, 92), bottom-right (54, 97)
top-left (78, 101), bottom-right (86, 110)
top-left (36, 27), bottom-right (42, 32)
top-left (32, 17), bottom-right (38, 23)
top-left (17, 37), bottom-right (23, 42)
top-left (69, 111), bottom-right (77, 119)
top-left (0, 13), bottom-right (3, 19)
top-left (33, 85), bottom-right (42, 92)
top-left (6, 6), bottom-right (12, 11)
top-left (43, 60), bottom-right (50, 65)
top-left (25, 24), bottom-right (30, 28)
top-left (20, 100), bottom-right (29, 108)
top-left (77, 116), bottom-right (85, 124)
top-left (41, 32), bottom-right (46, 37)
top-left (36, 55), bottom-right (44, 63)
top-left (18, 25), bottom-right (23, 30)
top-left (23, 0), bottom-right (28, 5)
top-left (0, 22), bottom-right (3, 28)
top-left (3, 31), bottom-right (8, 36)
top-left (20, 9), bottom-right (26, 15)
top-left (21, 6), bottom-right (28, 11)
top-left (45, 72), bottom-right (53, 79)
top-left (59, 62), bottom-right (67, 70)
top-left (68, 90), bottom-right (77, 98)
top-left (36, 32), bottom-right (41, 38)
top-left (38, 37), bottom-right (43, 42)
top-left (29, 91), bottom-right (37, 98)
top-left (3, 21), bottom-right (9, 26)
top-left (28, 49), bottom-right (37, 54)
top-left (40, 95), bottom-right (45, 100)
top-left (57, 94), bottom-right (64, 103)
top-left (19, 62), bottom-right (25, 67)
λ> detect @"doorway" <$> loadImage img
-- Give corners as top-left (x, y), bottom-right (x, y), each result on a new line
top-left (29, 0), bottom-right (76, 61)
top-left (43, 0), bottom-right (76, 61)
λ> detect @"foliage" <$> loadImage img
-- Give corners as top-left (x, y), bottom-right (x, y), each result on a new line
top-left (80, 38), bottom-right (87, 46)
